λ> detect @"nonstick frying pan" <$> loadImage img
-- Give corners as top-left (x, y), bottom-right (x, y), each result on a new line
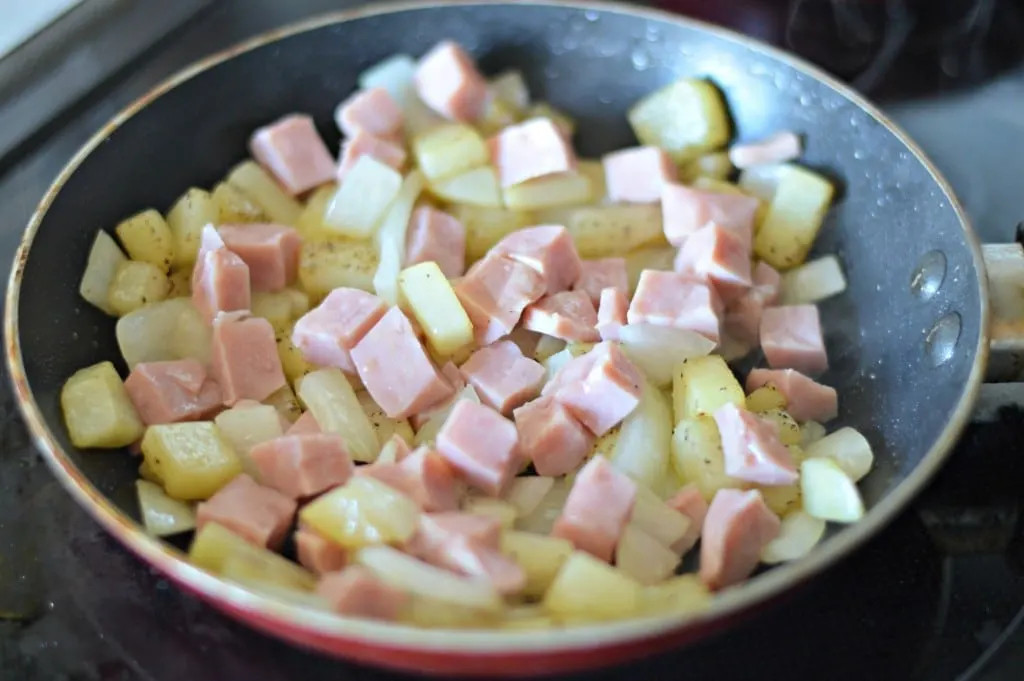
top-left (3, 0), bottom-right (993, 676)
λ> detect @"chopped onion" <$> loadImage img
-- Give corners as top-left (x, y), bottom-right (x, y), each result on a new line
top-left (761, 510), bottom-right (826, 564)
top-left (779, 255), bottom-right (847, 304)
top-left (804, 427), bottom-right (873, 482)
top-left (79, 230), bottom-right (126, 315)
top-left (801, 457), bottom-right (865, 523)
top-left (618, 324), bottom-right (716, 387)
top-left (373, 170), bottom-right (424, 304)
top-left (136, 479), bottom-right (195, 536)
top-left (609, 378), bottom-right (672, 491)
top-left (503, 476), bottom-right (555, 517)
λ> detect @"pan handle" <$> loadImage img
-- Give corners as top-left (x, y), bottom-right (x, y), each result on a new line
top-left (981, 242), bottom-right (1024, 382)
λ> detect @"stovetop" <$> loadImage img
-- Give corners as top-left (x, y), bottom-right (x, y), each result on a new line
top-left (2, 1), bottom-right (1024, 680)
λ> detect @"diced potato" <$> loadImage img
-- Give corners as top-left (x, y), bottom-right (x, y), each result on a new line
top-left (414, 385), bottom-right (479, 446)
top-left (631, 486), bottom-right (692, 548)
top-left (265, 384), bottom-right (302, 424)
top-left (79, 230), bottom-right (127, 315)
top-left (800, 420), bottom-right (827, 447)
top-left (136, 479), bottom-right (196, 536)
top-left (640, 575), bottom-right (712, 616)
top-left (779, 255), bottom-right (847, 305)
top-left (757, 408), bottom-right (802, 445)
top-left (804, 427), bottom-right (874, 482)
top-left (670, 416), bottom-right (744, 501)
top-left (428, 166), bottom-right (503, 207)
top-left (212, 181), bottom-right (266, 223)
top-left (543, 551), bottom-right (642, 621)
top-left (166, 188), bottom-right (217, 268)
top-left (619, 324), bottom-right (716, 388)
top-left (679, 151), bottom-right (733, 182)
top-left (116, 298), bottom-right (208, 368)
top-left (759, 482), bottom-right (801, 516)
top-left (214, 403), bottom-right (284, 478)
top-left (398, 261), bottom-right (474, 357)
top-left (801, 457), bottom-right (865, 523)
top-left (503, 172), bottom-right (592, 211)
top-left (754, 164), bottom-right (835, 269)
top-left (500, 606), bottom-right (554, 630)
top-left (297, 368), bottom-right (379, 462)
top-left (615, 525), bottom-right (680, 585)
top-left (761, 509), bottom-right (826, 564)
top-left (610, 378), bottom-right (672, 490)
top-left (373, 171), bottom-right (425, 305)
top-left (691, 177), bottom-right (746, 195)
top-left (403, 94), bottom-right (448, 139)
top-left (139, 459), bottom-right (161, 484)
top-left (463, 497), bottom-right (517, 529)
top-left (170, 301), bottom-right (212, 365)
top-left (746, 385), bottom-right (787, 412)
top-left (405, 596), bottom-right (498, 628)
top-left (489, 70), bottom-right (530, 112)
top-left (141, 422), bottom-right (241, 500)
top-left (166, 268), bottom-right (191, 298)
top-left (576, 159), bottom-right (607, 203)
top-left (532, 334), bottom-right (566, 362)
top-left (190, 522), bottom-right (315, 590)
top-left (628, 78), bottom-right (730, 163)
top-left (107, 260), bottom-right (170, 316)
top-left (298, 238), bottom-right (379, 299)
top-left (295, 183), bottom-right (339, 242)
top-left (475, 96), bottom-right (520, 137)
top-left (115, 209), bottom-right (175, 272)
top-left (283, 287), bottom-right (310, 318)
top-left (502, 531), bottom-right (573, 598)
top-left (515, 476), bottom-right (572, 534)
top-left (504, 476), bottom-right (555, 517)
top-left (413, 124), bottom-right (489, 181)
top-left (526, 102), bottom-right (575, 138)
top-left (453, 205), bottom-right (534, 261)
top-left (324, 156), bottom-right (403, 238)
top-left (226, 160), bottom-right (302, 224)
top-left (591, 425), bottom-right (621, 459)
top-left (672, 355), bottom-right (745, 422)
top-left (357, 390), bottom-right (414, 445)
top-left (251, 291), bottom-right (294, 334)
top-left (300, 476), bottom-right (419, 549)
top-left (563, 204), bottom-right (666, 258)
top-left (61, 361), bottom-right (144, 448)
top-left (623, 245), bottom-right (676, 292)
top-left (229, 576), bottom-right (330, 612)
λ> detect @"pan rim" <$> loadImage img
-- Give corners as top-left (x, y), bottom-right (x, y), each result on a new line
top-left (4, 0), bottom-right (990, 657)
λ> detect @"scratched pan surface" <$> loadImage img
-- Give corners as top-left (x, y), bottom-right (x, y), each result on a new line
top-left (4, 0), bottom-right (988, 676)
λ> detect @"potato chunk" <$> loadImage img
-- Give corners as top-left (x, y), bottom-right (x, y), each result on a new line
top-left (413, 124), bottom-right (489, 181)
top-left (563, 204), bottom-right (666, 258)
top-left (297, 368), bottom-right (379, 462)
top-left (672, 355), bottom-right (745, 422)
top-left (61, 361), bottom-right (144, 448)
top-left (300, 476), bottom-right (420, 549)
top-left (453, 205), bottom-right (534, 261)
top-left (166, 187), bottom-right (217, 268)
top-left (628, 78), bottom-right (730, 162)
top-left (136, 479), bottom-right (196, 536)
top-left (115, 209), bottom-right (174, 272)
top-left (502, 531), bottom-right (573, 598)
top-left (107, 260), bottom-right (170, 316)
top-left (670, 415), bottom-right (744, 501)
top-left (79, 230), bottom-right (127, 315)
top-left (754, 164), bottom-right (835, 269)
top-left (212, 181), bottom-right (266, 223)
top-left (323, 156), bottom-right (403, 238)
top-left (190, 522), bottom-right (315, 590)
top-left (398, 261), bottom-right (474, 357)
top-left (428, 167), bottom-right (502, 207)
top-left (141, 422), bottom-right (241, 500)
top-left (298, 239), bottom-right (379, 300)
top-left (543, 551), bottom-right (642, 621)
top-left (226, 160), bottom-right (302, 224)
top-left (503, 172), bottom-right (592, 211)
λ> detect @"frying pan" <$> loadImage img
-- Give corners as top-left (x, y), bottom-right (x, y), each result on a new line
top-left (3, 0), bottom-right (994, 676)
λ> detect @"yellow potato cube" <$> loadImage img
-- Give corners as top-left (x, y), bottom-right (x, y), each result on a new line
top-left (136, 479), bottom-right (196, 536)
top-left (214, 403), bottom-right (284, 478)
top-left (297, 368), bottom-right (379, 462)
top-left (251, 291), bottom-right (294, 334)
top-left (107, 260), bottom-right (170, 316)
top-left (275, 330), bottom-right (314, 386)
top-left (564, 204), bottom-right (667, 258)
top-left (428, 166), bottom-right (502, 207)
top-left (115, 209), bottom-right (174, 273)
top-left (543, 551), bottom-right (642, 621)
top-left (463, 497), bottom-right (517, 529)
top-left (624, 245), bottom-right (676, 292)
top-left (670, 416), bottom-right (745, 501)
top-left (641, 575), bottom-right (712, 616)
top-left (138, 459), bottom-right (162, 484)
top-left (672, 355), bottom-right (745, 422)
top-left (759, 482), bottom-right (801, 516)
top-left (300, 476), bottom-right (420, 549)
top-left (475, 96), bottom-right (520, 137)
top-left (503, 172), bottom-right (592, 211)
top-left (264, 384), bottom-right (302, 424)
top-left (757, 408), bottom-right (802, 445)
top-left (746, 384), bottom-right (787, 412)
top-left (226, 160), bottom-right (302, 224)
top-left (212, 181), bottom-right (266, 223)
top-left (502, 531), bottom-right (574, 598)
top-left (190, 522), bottom-right (315, 590)
top-left (295, 183), bottom-right (339, 242)
top-left (576, 159), bottom-right (608, 202)
top-left (298, 239), bottom-right (379, 300)
top-left (413, 124), bottom-right (489, 181)
top-left (489, 70), bottom-right (530, 113)
top-left (453, 205), bottom-right (534, 261)
top-left (166, 268), bottom-right (191, 298)
top-left (754, 164), bottom-right (835, 269)
top-left (166, 187), bottom-right (217, 268)
top-left (628, 78), bottom-right (731, 162)
top-left (283, 287), bottom-right (310, 318)
top-left (398, 261), bottom-right (474, 357)
top-left (60, 361), bottom-right (144, 448)
top-left (357, 390), bottom-right (414, 445)
top-left (79, 230), bottom-right (127, 315)
top-left (141, 422), bottom-right (241, 500)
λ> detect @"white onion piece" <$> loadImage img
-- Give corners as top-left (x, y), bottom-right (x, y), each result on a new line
top-left (79, 230), bottom-right (126, 315)
top-left (609, 378), bottom-right (672, 491)
top-left (372, 170), bottom-right (424, 304)
top-left (800, 420), bottom-right (827, 447)
top-left (801, 458), bottom-right (865, 523)
top-left (761, 510), bottom-right (826, 563)
top-left (779, 255), bottom-right (847, 304)
top-left (136, 480), bottom-right (195, 536)
top-left (804, 427), bottom-right (873, 482)
top-left (503, 476), bottom-right (555, 517)
top-left (616, 525), bottom-right (680, 585)
top-left (618, 324), bottom-right (716, 387)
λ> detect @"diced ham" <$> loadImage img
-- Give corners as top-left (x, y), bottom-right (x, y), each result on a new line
top-left (195, 474), bottom-right (296, 549)
top-left (700, 489), bottom-right (780, 590)
top-left (713, 403), bottom-right (798, 486)
top-left (543, 341), bottom-right (642, 436)
top-left (454, 253), bottom-right (545, 345)
top-left (489, 118), bottom-right (577, 187)
top-left (211, 314), bottom-right (286, 405)
top-left (358, 446), bottom-right (460, 512)
top-left (603, 146), bottom-right (677, 203)
top-left (217, 224), bottom-right (301, 292)
top-left (459, 340), bottom-right (545, 414)
top-left (337, 130), bottom-right (407, 181)
top-left (440, 361), bottom-right (466, 392)
top-left (316, 566), bottom-right (408, 620)
top-left (491, 225), bottom-right (582, 296)
top-left (286, 411), bottom-right (321, 436)
top-left (335, 87), bottom-right (403, 139)
top-left (249, 433), bottom-right (354, 499)
top-left (728, 131), bottom-right (802, 169)
top-left (292, 288), bottom-right (387, 373)
top-left (250, 114), bottom-right (336, 195)
top-left (666, 484), bottom-right (708, 555)
top-left (752, 261), bottom-right (782, 303)
top-left (409, 512), bottom-right (502, 553)
top-left (521, 290), bottom-right (600, 343)
top-left (673, 222), bottom-right (752, 301)
top-left (404, 206), bottom-right (466, 279)
top-left (628, 270), bottom-right (721, 343)
top-left (295, 525), bottom-right (348, 575)
top-left (745, 368), bottom-right (838, 422)
top-left (760, 305), bottom-right (828, 375)
top-left (192, 226), bottom-right (251, 322)
top-left (722, 262), bottom-right (783, 348)
top-left (350, 307), bottom-right (454, 419)
top-left (573, 258), bottom-right (628, 306)
top-left (661, 182), bottom-right (759, 248)
top-left (596, 287), bottom-right (629, 341)
top-left (414, 41), bottom-right (488, 122)
top-left (552, 456), bottom-right (637, 561)
top-left (513, 396), bottom-right (593, 476)
top-left (436, 400), bottom-right (520, 496)
top-left (124, 359), bottom-right (222, 425)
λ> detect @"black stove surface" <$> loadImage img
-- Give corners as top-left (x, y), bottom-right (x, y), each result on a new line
top-left (2, 1), bottom-right (1024, 680)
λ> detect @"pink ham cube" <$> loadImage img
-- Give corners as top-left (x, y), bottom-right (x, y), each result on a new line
top-left (292, 288), bottom-right (387, 373)
top-left (286, 411), bottom-right (321, 436)
top-left (192, 226), bottom-right (250, 322)
top-left (334, 87), bottom-right (403, 139)
top-left (760, 305), bottom-right (829, 375)
top-left (489, 118), bottom-right (577, 187)
top-left (211, 313), bottom-right (286, 405)
top-left (544, 342), bottom-right (642, 436)
top-left (404, 206), bottom-right (466, 279)
top-left (350, 307), bottom-right (453, 419)
top-left (459, 340), bottom-right (545, 414)
top-left (661, 182), bottom-right (759, 247)
top-left (440, 361), bottom-right (466, 392)
top-left (358, 446), bottom-right (460, 512)
top-left (217, 224), bottom-right (301, 292)
top-left (700, 489), bottom-right (780, 590)
top-left (414, 41), bottom-right (488, 122)
top-left (454, 253), bottom-right (545, 346)
top-left (521, 290), bottom-right (600, 343)
top-left (249, 433), bottom-right (354, 499)
top-left (316, 566), bottom-right (408, 620)
top-left (411, 512), bottom-right (502, 551)
top-left (674, 222), bottom-right (752, 297)
top-left (666, 484), bottom-right (708, 555)
top-left (745, 368), bottom-right (838, 422)
top-left (722, 262), bottom-right (783, 348)
top-left (337, 130), bottom-right (407, 181)
top-left (603, 146), bottom-right (676, 203)
top-left (752, 261), bottom-right (782, 303)
top-left (295, 525), bottom-right (348, 575)
top-left (250, 114), bottom-right (336, 195)
top-left (436, 400), bottom-right (520, 496)
top-left (573, 258), bottom-right (628, 306)
top-left (124, 359), bottom-right (222, 425)
top-left (596, 287), bottom-right (629, 341)
top-left (728, 131), bottom-right (802, 169)
top-left (195, 474), bottom-right (296, 549)
top-left (513, 396), bottom-right (593, 476)
top-left (552, 456), bottom-right (637, 562)
top-left (713, 403), bottom-right (798, 486)
top-left (492, 224), bottom-right (582, 296)
top-left (628, 270), bottom-right (722, 342)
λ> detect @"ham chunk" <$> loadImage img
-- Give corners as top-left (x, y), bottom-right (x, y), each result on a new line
top-left (404, 206), bottom-right (466, 279)
top-left (745, 368), bottom-right (838, 422)
top-left (521, 290), bottom-right (600, 343)
top-left (552, 457), bottom-right (637, 561)
top-left (666, 484), bottom-right (708, 555)
top-left (454, 253), bottom-right (545, 345)
top-left (192, 227), bottom-right (251, 322)
top-left (673, 222), bottom-right (752, 300)
top-left (249, 433), bottom-right (354, 499)
top-left (628, 270), bottom-right (721, 342)
top-left (728, 131), bottom-right (802, 169)
top-left (292, 288), bottom-right (387, 373)
top-left (316, 566), bottom-right (408, 620)
top-left (124, 359), bottom-right (222, 425)
top-left (359, 446), bottom-right (460, 512)
top-left (662, 182), bottom-right (759, 247)
top-left (760, 305), bottom-right (828, 375)
top-left (489, 118), bottom-right (577, 187)
top-left (414, 41), bottom-right (488, 122)
top-left (411, 512), bottom-right (501, 551)
top-left (713, 403), bottom-right (798, 486)
top-left (596, 287), bottom-right (629, 341)
top-left (700, 489), bottom-right (780, 590)
top-left (491, 225), bottom-right (582, 296)
top-left (335, 87), bottom-right (403, 139)
top-left (350, 307), bottom-right (453, 419)
top-left (211, 313), bottom-right (286, 405)
top-left (217, 224), bottom-right (300, 292)
top-left (250, 114), bottom-right (336, 195)
top-left (195, 474), bottom-right (296, 549)
top-left (513, 396), bottom-right (593, 476)
top-left (337, 130), bottom-right (407, 181)
top-left (573, 258), bottom-right (628, 306)
top-left (440, 361), bottom-right (466, 392)
top-left (603, 146), bottom-right (676, 203)
top-left (436, 400), bottom-right (520, 496)
top-left (459, 340), bottom-right (545, 414)
top-left (722, 262), bottom-right (783, 348)
top-left (543, 342), bottom-right (642, 436)
top-left (286, 411), bottom-right (321, 436)
top-left (295, 525), bottom-right (348, 574)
